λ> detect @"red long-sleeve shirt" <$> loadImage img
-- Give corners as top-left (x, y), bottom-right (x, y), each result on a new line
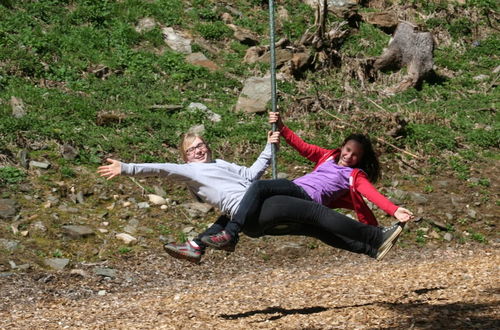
top-left (280, 125), bottom-right (398, 226)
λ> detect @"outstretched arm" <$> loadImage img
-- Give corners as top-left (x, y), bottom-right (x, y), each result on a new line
top-left (97, 158), bottom-right (122, 180)
top-left (394, 207), bottom-right (414, 222)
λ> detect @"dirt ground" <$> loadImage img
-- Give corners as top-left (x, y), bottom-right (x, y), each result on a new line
top-left (1, 239), bottom-right (498, 329)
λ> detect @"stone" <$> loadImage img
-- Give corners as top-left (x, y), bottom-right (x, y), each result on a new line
top-left (58, 205), bottom-right (79, 213)
top-left (61, 144), bottom-right (78, 160)
top-left (227, 24), bottom-right (259, 46)
top-left (181, 202), bottom-right (213, 218)
top-left (467, 209), bottom-right (477, 219)
top-left (361, 11), bottom-right (398, 30)
top-left (0, 199), bottom-right (19, 219)
top-left (473, 74), bottom-right (488, 81)
top-left (235, 76), bottom-right (272, 114)
top-left (443, 233), bottom-right (453, 242)
top-left (116, 233), bottom-right (137, 245)
top-left (137, 202), bottom-right (150, 209)
top-left (98, 290), bottom-right (106, 296)
top-left (45, 258), bottom-right (70, 270)
top-left (188, 124), bottom-right (205, 135)
top-left (135, 17), bottom-right (157, 33)
top-left (185, 52), bottom-right (219, 71)
top-left (10, 96), bottom-right (27, 118)
top-left (243, 46), bottom-right (266, 64)
top-left (147, 194), bottom-right (167, 205)
top-left (429, 231), bottom-right (441, 239)
top-left (0, 239), bottom-right (19, 252)
top-left (258, 48), bottom-right (293, 68)
top-left (94, 267), bottom-right (117, 278)
top-left (409, 192), bottom-right (429, 205)
top-left (187, 102), bottom-right (221, 122)
top-left (182, 226), bottom-right (195, 234)
top-left (162, 27), bottom-right (192, 54)
top-left (62, 225), bottom-right (95, 239)
top-left (29, 161), bottom-right (50, 169)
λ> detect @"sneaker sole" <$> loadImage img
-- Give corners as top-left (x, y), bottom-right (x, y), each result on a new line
top-left (377, 228), bottom-right (404, 261)
top-left (379, 225), bottom-right (403, 251)
top-left (163, 245), bottom-right (201, 264)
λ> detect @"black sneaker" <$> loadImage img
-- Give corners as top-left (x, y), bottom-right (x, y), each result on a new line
top-left (376, 223), bottom-right (404, 261)
top-left (201, 230), bottom-right (234, 249)
top-left (164, 241), bottom-right (203, 264)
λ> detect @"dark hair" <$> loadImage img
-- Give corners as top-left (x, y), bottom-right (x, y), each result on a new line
top-left (339, 133), bottom-right (381, 183)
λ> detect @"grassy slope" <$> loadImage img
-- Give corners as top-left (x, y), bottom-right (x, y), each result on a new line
top-left (0, 0), bottom-right (498, 265)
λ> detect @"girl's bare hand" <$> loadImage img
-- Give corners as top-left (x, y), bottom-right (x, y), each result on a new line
top-left (97, 158), bottom-right (122, 180)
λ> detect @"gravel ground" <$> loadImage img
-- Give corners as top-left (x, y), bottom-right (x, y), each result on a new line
top-left (1, 240), bottom-right (498, 329)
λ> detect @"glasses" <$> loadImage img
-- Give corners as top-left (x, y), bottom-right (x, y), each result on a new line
top-left (186, 142), bottom-right (206, 155)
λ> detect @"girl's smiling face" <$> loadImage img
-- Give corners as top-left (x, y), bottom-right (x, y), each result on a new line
top-left (338, 140), bottom-right (364, 167)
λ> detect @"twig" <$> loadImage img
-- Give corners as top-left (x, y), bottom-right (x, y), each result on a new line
top-left (128, 177), bottom-right (146, 196)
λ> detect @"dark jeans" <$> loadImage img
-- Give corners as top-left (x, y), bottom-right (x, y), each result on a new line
top-left (244, 195), bottom-right (383, 258)
top-left (224, 179), bottom-right (312, 237)
top-left (197, 195), bottom-right (383, 258)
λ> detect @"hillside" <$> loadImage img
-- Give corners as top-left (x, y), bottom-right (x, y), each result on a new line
top-left (0, 1), bottom-right (498, 326)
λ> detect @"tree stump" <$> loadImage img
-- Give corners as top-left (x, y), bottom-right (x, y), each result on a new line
top-left (374, 21), bottom-right (434, 94)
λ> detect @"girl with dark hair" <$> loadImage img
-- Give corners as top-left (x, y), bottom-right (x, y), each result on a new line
top-left (201, 112), bottom-right (413, 256)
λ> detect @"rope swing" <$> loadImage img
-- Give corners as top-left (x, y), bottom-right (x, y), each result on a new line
top-left (268, 0), bottom-right (278, 179)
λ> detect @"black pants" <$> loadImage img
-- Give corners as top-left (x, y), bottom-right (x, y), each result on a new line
top-left (224, 179), bottom-right (312, 237)
top-left (197, 195), bottom-right (382, 258)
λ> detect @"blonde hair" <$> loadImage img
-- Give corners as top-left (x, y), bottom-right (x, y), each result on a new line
top-left (179, 132), bottom-right (210, 162)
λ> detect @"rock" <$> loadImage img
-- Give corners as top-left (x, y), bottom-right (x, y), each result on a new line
top-left (98, 290), bottom-right (106, 296)
top-left (443, 233), bottom-right (453, 242)
top-left (409, 192), bottom-right (429, 205)
top-left (435, 180), bottom-right (450, 188)
top-left (187, 102), bottom-right (221, 122)
top-left (188, 124), bottom-right (205, 135)
top-left (473, 74), bottom-right (488, 81)
top-left (430, 220), bottom-right (448, 231)
top-left (75, 191), bottom-right (85, 204)
top-left (467, 209), bottom-right (477, 219)
top-left (243, 46), bottom-right (266, 64)
top-left (0, 199), bottom-right (19, 219)
top-left (10, 96), bottom-right (27, 118)
top-left (124, 219), bottom-right (139, 235)
top-left (116, 233), bottom-right (137, 245)
top-left (493, 65), bottom-right (500, 74)
top-left (361, 11), bottom-right (398, 31)
top-left (0, 239), bottom-right (19, 252)
top-left (135, 17), bottom-right (157, 33)
top-left (258, 48), bottom-right (293, 68)
top-left (62, 225), bottom-right (95, 239)
top-left (137, 202), bottom-right (150, 209)
top-left (44, 258), bottom-right (70, 270)
top-left (451, 196), bottom-right (465, 207)
top-left (147, 194), bottom-right (167, 205)
top-left (162, 27), bottom-right (192, 54)
top-left (235, 76), bottom-right (272, 114)
top-left (29, 161), bottom-right (50, 169)
top-left (445, 213), bottom-right (454, 221)
top-left (182, 226), bottom-right (195, 234)
top-left (160, 205), bottom-right (168, 210)
top-left (227, 24), bottom-right (259, 46)
top-left (61, 144), bottom-right (78, 160)
top-left (221, 12), bottom-right (233, 24)
top-left (181, 202), bottom-right (213, 218)
top-left (94, 267), bottom-right (117, 278)
top-left (185, 52), bottom-right (219, 71)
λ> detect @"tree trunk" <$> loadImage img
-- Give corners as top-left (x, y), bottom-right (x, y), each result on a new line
top-left (374, 21), bottom-right (435, 94)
